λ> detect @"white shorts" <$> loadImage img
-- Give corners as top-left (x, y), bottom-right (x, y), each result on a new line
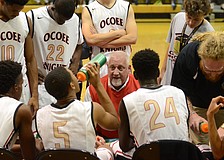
top-left (20, 74), bottom-right (31, 104)
top-left (38, 83), bottom-right (56, 108)
top-left (110, 140), bottom-right (135, 160)
top-left (96, 147), bottom-right (114, 160)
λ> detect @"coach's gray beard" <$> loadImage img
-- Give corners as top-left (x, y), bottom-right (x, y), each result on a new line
top-left (111, 78), bottom-right (122, 87)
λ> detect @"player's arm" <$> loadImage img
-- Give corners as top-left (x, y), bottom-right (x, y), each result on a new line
top-left (69, 44), bottom-right (82, 75)
top-left (93, 102), bottom-right (119, 130)
top-left (207, 96), bottom-right (224, 159)
top-left (86, 63), bottom-right (119, 129)
top-left (81, 7), bottom-right (126, 47)
top-left (103, 5), bottom-right (137, 48)
top-left (158, 44), bottom-right (169, 84)
top-left (15, 104), bottom-right (37, 160)
top-left (86, 63), bottom-right (118, 119)
top-left (25, 16), bottom-right (39, 115)
top-left (118, 100), bottom-right (135, 152)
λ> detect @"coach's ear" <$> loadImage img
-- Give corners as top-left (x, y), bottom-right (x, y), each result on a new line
top-left (133, 71), bottom-right (138, 80)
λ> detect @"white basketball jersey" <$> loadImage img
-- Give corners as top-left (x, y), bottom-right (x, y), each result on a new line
top-left (0, 12), bottom-right (28, 76)
top-left (0, 97), bottom-right (23, 149)
top-left (123, 86), bottom-right (189, 147)
top-left (27, 7), bottom-right (84, 76)
top-left (36, 100), bottom-right (96, 153)
top-left (87, 0), bottom-right (131, 57)
top-left (0, 12), bottom-right (30, 103)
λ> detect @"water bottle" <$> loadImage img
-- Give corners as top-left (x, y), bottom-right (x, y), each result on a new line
top-left (198, 122), bottom-right (209, 144)
top-left (199, 122), bottom-right (208, 134)
top-left (77, 53), bottom-right (106, 82)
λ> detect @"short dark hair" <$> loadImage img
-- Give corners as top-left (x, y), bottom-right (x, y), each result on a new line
top-left (53, 0), bottom-right (76, 19)
top-left (132, 48), bottom-right (160, 81)
top-left (45, 67), bottom-right (71, 100)
top-left (4, 0), bottom-right (29, 5)
top-left (0, 60), bottom-right (22, 94)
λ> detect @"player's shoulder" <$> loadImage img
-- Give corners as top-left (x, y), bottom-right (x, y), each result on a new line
top-left (69, 13), bottom-right (80, 21)
top-left (28, 6), bottom-right (48, 18)
top-left (173, 12), bottom-right (185, 20)
top-left (118, 0), bottom-right (130, 5)
top-left (164, 85), bottom-right (185, 95)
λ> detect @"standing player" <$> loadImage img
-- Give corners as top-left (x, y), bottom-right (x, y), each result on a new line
top-left (26, 0), bottom-right (83, 107)
top-left (159, 0), bottom-right (214, 85)
top-left (81, 0), bottom-right (137, 77)
top-left (0, 0), bottom-right (39, 114)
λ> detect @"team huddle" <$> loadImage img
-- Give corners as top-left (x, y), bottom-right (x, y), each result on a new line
top-left (0, 0), bottom-right (224, 160)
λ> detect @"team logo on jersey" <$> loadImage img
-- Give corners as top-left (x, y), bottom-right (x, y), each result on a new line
top-left (100, 46), bottom-right (126, 52)
top-left (43, 62), bottom-right (67, 72)
top-left (0, 31), bottom-right (21, 42)
top-left (100, 17), bottom-right (124, 28)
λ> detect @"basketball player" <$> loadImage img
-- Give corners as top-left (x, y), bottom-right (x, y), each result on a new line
top-left (35, 64), bottom-right (119, 160)
top-left (0, 0), bottom-right (39, 114)
top-left (26, 0), bottom-right (83, 107)
top-left (81, 0), bottom-right (137, 77)
top-left (159, 0), bottom-right (214, 85)
top-left (0, 60), bottom-right (36, 160)
top-left (113, 49), bottom-right (189, 159)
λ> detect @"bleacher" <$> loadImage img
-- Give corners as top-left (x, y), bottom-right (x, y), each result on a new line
top-left (23, 0), bottom-right (223, 21)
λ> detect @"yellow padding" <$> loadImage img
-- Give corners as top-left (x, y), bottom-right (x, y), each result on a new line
top-left (132, 4), bottom-right (181, 13)
top-left (23, 4), bottom-right (181, 14)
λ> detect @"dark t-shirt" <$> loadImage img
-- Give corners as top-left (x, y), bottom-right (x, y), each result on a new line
top-left (171, 41), bottom-right (224, 109)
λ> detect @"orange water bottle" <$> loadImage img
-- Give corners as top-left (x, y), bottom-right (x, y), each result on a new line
top-left (198, 122), bottom-right (209, 144)
top-left (77, 53), bottom-right (106, 81)
top-left (199, 122), bottom-right (208, 134)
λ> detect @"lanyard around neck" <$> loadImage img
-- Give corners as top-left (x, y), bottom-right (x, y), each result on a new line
top-left (179, 20), bottom-right (204, 51)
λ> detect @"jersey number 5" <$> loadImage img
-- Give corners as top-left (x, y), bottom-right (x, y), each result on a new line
top-left (53, 121), bottom-right (70, 148)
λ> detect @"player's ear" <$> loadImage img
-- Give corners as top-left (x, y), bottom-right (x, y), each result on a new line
top-left (70, 81), bottom-right (76, 90)
top-left (51, 6), bottom-right (56, 11)
top-left (70, 81), bottom-right (80, 93)
top-left (14, 84), bottom-right (18, 92)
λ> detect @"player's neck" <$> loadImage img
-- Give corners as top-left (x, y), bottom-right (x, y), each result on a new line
top-left (56, 95), bottom-right (77, 107)
top-left (47, 6), bottom-right (55, 21)
top-left (0, 93), bottom-right (16, 99)
top-left (140, 79), bottom-right (161, 89)
top-left (0, 10), bottom-right (9, 22)
top-left (97, 0), bottom-right (116, 8)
